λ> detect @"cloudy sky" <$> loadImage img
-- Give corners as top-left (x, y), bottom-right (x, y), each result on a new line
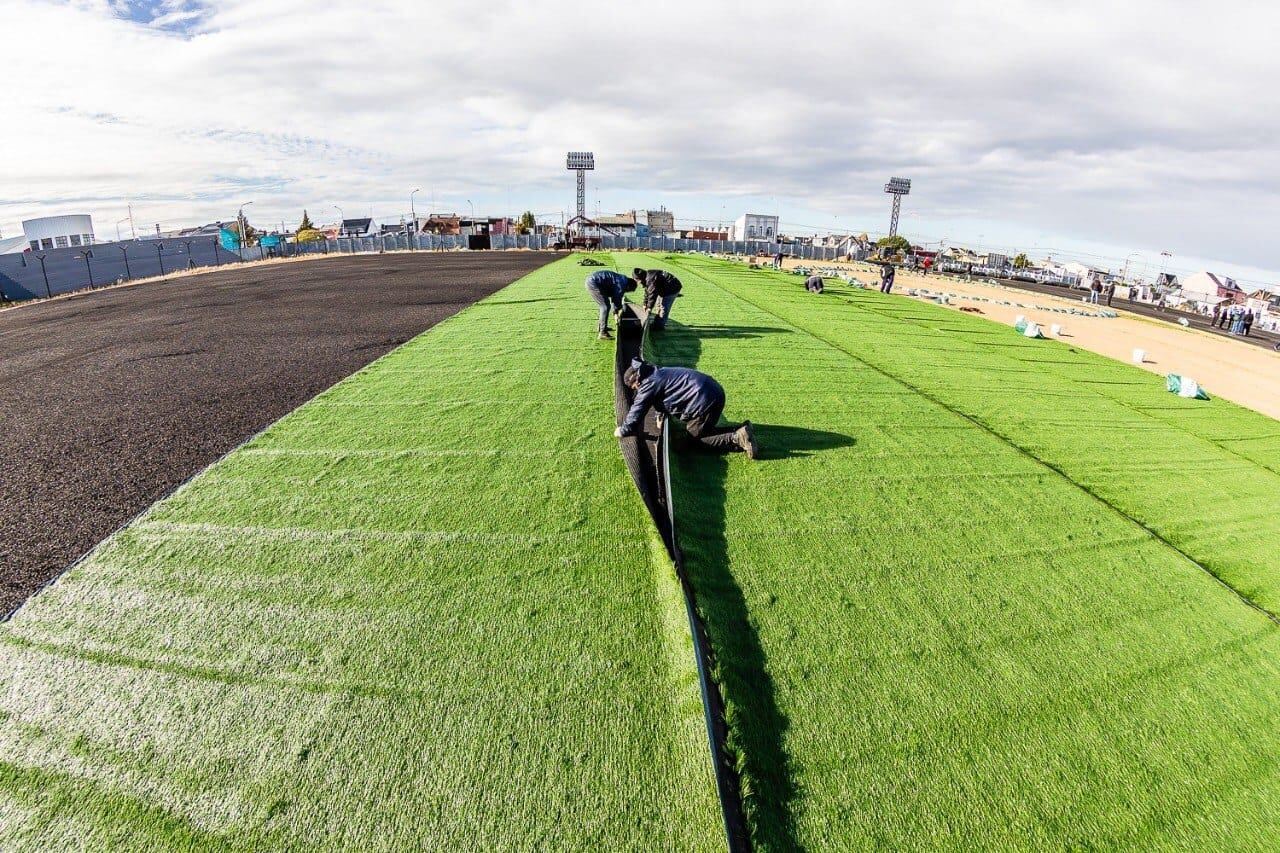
top-left (4, 0), bottom-right (1279, 285)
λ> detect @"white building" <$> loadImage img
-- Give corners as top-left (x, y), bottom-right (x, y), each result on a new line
top-left (731, 213), bottom-right (779, 242)
top-left (1, 214), bottom-right (96, 253)
top-left (1178, 271), bottom-right (1244, 308)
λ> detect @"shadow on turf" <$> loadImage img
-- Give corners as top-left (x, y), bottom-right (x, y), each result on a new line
top-left (655, 323), bottom-right (785, 341)
top-left (657, 318), bottom-right (854, 850)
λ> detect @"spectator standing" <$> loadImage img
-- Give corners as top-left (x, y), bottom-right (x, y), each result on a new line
top-left (1244, 308), bottom-right (1255, 336)
top-left (1212, 304), bottom-right (1222, 327)
top-left (1105, 282), bottom-right (1116, 307)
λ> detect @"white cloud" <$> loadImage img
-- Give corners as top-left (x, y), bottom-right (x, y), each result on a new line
top-left (3, 0), bottom-right (1280, 282)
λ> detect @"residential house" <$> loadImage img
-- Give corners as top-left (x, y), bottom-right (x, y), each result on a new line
top-left (1179, 271), bottom-right (1246, 308)
top-left (340, 218), bottom-right (374, 237)
top-left (421, 215), bottom-right (461, 235)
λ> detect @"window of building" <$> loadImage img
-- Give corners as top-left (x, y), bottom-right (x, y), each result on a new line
top-left (55, 236), bottom-right (68, 248)
top-left (29, 241), bottom-right (39, 251)
top-left (70, 234), bottom-right (82, 246)
top-left (41, 238), bottom-right (54, 250)
top-left (83, 235), bottom-right (93, 245)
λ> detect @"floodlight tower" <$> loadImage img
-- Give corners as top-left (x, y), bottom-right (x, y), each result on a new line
top-left (884, 176), bottom-right (911, 238)
top-left (566, 151), bottom-right (595, 219)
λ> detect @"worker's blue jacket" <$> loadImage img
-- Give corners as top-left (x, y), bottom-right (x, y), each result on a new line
top-left (586, 270), bottom-right (631, 308)
top-left (620, 360), bottom-right (724, 435)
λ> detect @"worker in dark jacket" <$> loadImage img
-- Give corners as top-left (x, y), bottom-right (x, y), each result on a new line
top-left (804, 274), bottom-right (824, 293)
top-left (634, 268), bottom-right (682, 329)
top-left (879, 263), bottom-right (896, 293)
top-left (615, 358), bottom-right (757, 458)
top-left (584, 269), bottom-right (637, 339)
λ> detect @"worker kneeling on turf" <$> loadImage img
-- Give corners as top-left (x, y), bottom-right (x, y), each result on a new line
top-left (634, 268), bottom-right (682, 329)
top-left (584, 270), bottom-right (638, 339)
top-left (615, 358), bottom-right (758, 458)
top-left (805, 274), bottom-right (824, 293)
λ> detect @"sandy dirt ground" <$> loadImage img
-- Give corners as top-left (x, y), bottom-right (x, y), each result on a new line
top-left (774, 257), bottom-right (1280, 422)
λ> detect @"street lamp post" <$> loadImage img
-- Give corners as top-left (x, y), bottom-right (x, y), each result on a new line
top-left (238, 201), bottom-right (254, 260)
top-left (409, 188), bottom-right (420, 249)
top-left (155, 243), bottom-right (166, 276)
top-left (1121, 252), bottom-right (1143, 288)
top-left (333, 205), bottom-right (344, 249)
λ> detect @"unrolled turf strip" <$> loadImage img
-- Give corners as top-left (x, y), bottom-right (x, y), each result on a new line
top-left (0, 252), bottom-right (555, 617)
top-left (0, 257), bottom-right (723, 849)
top-left (635, 253), bottom-right (1280, 849)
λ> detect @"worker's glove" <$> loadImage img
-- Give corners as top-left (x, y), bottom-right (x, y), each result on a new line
top-left (613, 427), bottom-right (626, 438)
top-left (655, 414), bottom-right (666, 432)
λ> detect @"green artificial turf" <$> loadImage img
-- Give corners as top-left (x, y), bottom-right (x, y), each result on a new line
top-left (637, 252), bottom-right (1280, 849)
top-left (0, 257), bottom-right (723, 850)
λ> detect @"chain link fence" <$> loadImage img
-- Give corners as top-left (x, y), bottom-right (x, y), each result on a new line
top-left (0, 231), bottom-right (857, 303)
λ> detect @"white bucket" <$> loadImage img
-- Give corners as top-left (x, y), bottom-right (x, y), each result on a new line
top-left (1050, 323), bottom-right (1062, 336)
top-left (1179, 378), bottom-right (1200, 398)
top-left (1132, 348), bottom-right (1146, 364)
top-left (1024, 322), bottom-right (1042, 338)
top-left (1014, 314), bottom-right (1026, 326)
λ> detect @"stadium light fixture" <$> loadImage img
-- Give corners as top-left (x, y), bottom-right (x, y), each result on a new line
top-left (883, 177), bottom-right (911, 237)
top-left (566, 151), bottom-right (595, 219)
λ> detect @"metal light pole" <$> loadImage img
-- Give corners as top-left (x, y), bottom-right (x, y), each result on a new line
top-left (238, 201), bottom-right (254, 260)
top-left (1121, 251), bottom-right (1143, 287)
top-left (155, 242), bottom-right (166, 276)
top-left (884, 177), bottom-right (911, 238)
top-left (79, 249), bottom-right (94, 287)
top-left (1157, 250), bottom-right (1172, 292)
top-left (566, 152), bottom-right (595, 219)
top-left (409, 188), bottom-right (420, 249)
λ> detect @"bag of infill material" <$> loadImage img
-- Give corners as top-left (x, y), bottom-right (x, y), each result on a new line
top-left (1022, 322), bottom-right (1045, 339)
top-left (1166, 374), bottom-right (1210, 400)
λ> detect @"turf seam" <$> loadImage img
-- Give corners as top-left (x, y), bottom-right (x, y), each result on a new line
top-left (666, 255), bottom-right (1280, 628)
top-left (612, 301), bottom-right (749, 853)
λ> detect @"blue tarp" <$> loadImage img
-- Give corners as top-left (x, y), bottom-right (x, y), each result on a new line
top-left (219, 228), bottom-right (241, 251)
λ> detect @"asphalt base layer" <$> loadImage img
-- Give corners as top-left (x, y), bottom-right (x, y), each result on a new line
top-left (0, 251), bottom-right (556, 615)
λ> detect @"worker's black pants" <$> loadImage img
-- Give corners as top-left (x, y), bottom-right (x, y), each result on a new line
top-left (585, 282), bottom-right (618, 333)
top-left (683, 397), bottom-right (743, 453)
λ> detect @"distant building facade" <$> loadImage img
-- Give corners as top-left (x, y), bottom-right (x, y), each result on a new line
top-left (11, 214), bottom-right (96, 253)
top-left (731, 213), bottom-right (779, 241)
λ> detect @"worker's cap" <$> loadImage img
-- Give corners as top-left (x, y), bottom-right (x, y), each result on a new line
top-left (624, 357), bottom-right (654, 386)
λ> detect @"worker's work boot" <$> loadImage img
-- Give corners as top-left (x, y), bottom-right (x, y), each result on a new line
top-left (598, 329), bottom-right (612, 340)
top-left (736, 421), bottom-right (758, 459)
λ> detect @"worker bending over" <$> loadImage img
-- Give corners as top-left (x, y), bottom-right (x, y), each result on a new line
top-left (805, 274), bottom-right (824, 293)
top-left (615, 358), bottom-right (758, 458)
top-left (879, 263), bottom-right (896, 293)
top-left (584, 269), bottom-right (637, 339)
top-left (634, 268), bottom-right (683, 329)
